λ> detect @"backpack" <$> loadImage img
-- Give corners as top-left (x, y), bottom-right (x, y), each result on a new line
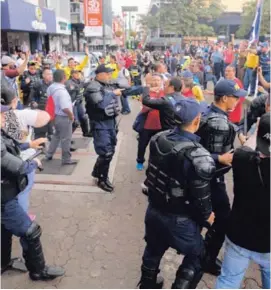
top-left (45, 95), bottom-right (55, 121)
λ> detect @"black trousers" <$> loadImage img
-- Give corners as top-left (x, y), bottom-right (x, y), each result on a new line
top-left (213, 63), bottom-right (223, 81)
top-left (137, 129), bottom-right (160, 164)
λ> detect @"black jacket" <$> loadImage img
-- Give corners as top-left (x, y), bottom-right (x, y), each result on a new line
top-left (29, 80), bottom-right (52, 110)
top-left (142, 87), bottom-right (185, 130)
top-left (239, 94), bottom-right (267, 134)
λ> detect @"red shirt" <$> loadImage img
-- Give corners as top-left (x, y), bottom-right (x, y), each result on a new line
top-left (182, 89), bottom-right (194, 98)
top-left (3, 69), bottom-right (19, 78)
top-left (125, 57), bottom-right (133, 69)
top-left (224, 49), bottom-right (234, 64)
top-left (142, 90), bottom-right (164, 130)
top-left (228, 78), bottom-right (245, 123)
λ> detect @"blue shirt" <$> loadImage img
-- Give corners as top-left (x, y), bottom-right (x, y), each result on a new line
top-left (211, 51), bottom-right (223, 64)
top-left (258, 51), bottom-right (270, 73)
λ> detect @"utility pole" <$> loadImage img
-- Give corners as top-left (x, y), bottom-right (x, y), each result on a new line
top-left (102, 0), bottom-right (106, 54)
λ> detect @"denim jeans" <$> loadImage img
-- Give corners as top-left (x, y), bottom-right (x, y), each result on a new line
top-left (17, 171), bottom-right (35, 213)
top-left (263, 71), bottom-right (270, 83)
top-left (243, 68), bottom-right (256, 95)
top-left (120, 96), bottom-right (131, 113)
top-left (137, 129), bottom-right (159, 164)
top-left (73, 101), bottom-right (86, 122)
top-left (215, 237), bottom-right (270, 289)
top-left (143, 204), bottom-right (203, 271)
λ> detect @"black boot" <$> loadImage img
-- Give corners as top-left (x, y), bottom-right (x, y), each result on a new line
top-left (172, 266), bottom-right (203, 289)
top-left (1, 225), bottom-right (27, 274)
top-left (138, 265), bottom-right (164, 289)
top-left (80, 116), bottom-right (92, 137)
top-left (202, 227), bottom-right (223, 276)
top-left (23, 222), bottom-right (65, 281)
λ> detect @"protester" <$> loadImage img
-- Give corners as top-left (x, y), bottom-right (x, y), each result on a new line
top-left (109, 55), bottom-right (120, 80)
top-left (216, 113), bottom-right (270, 289)
top-left (223, 42), bottom-right (235, 70)
top-left (142, 77), bottom-right (185, 130)
top-left (211, 45), bottom-right (224, 81)
top-left (56, 46), bottom-right (89, 79)
top-left (136, 74), bottom-right (164, 171)
top-left (45, 70), bottom-right (77, 165)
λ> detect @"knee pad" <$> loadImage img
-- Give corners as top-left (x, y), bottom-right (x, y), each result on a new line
top-left (104, 152), bottom-right (114, 161)
top-left (25, 222), bottom-right (42, 241)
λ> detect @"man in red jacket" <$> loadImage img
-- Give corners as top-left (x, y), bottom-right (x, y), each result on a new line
top-left (225, 65), bottom-right (246, 124)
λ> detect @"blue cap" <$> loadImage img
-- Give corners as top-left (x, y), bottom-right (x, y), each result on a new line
top-left (180, 70), bottom-right (193, 79)
top-left (174, 99), bottom-right (202, 124)
top-left (214, 79), bottom-right (247, 98)
top-left (260, 42), bottom-right (269, 48)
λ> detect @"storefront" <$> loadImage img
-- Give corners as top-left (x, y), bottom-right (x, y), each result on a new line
top-left (49, 17), bottom-right (72, 53)
top-left (1, 0), bottom-right (56, 53)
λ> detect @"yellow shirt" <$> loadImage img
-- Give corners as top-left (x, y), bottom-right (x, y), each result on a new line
top-left (108, 63), bottom-right (119, 80)
top-left (245, 53), bottom-right (259, 69)
top-left (56, 55), bottom-right (89, 79)
top-left (192, 85), bottom-right (205, 102)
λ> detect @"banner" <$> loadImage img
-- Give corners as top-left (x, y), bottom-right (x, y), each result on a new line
top-left (249, 0), bottom-right (263, 44)
top-left (84, 0), bottom-right (102, 37)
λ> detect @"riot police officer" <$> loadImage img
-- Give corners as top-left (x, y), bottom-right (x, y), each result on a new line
top-left (29, 68), bottom-right (53, 139)
top-left (66, 69), bottom-right (92, 137)
top-left (197, 79), bottom-right (247, 276)
top-left (20, 61), bottom-right (41, 106)
top-left (1, 92), bottom-right (64, 280)
top-left (84, 64), bottom-right (123, 192)
top-left (138, 98), bottom-right (215, 289)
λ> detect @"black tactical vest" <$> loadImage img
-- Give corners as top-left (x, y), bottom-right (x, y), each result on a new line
top-left (145, 131), bottom-right (199, 215)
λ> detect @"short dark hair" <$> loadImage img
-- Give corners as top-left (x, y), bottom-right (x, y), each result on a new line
top-left (226, 65), bottom-right (236, 71)
top-left (42, 67), bottom-right (51, 74)
top-left (169, 77), bottom-right (182, 92)
top-left (53, 69), bottom-right (66, 83)
top-left (110, 55), bottom-right (116, 61)
top-left (152, 73), bottom-right (163, 80)
top-left (68, 57), bottom-right (74, 63)
top-left (153, 62), bottom-right (163, 72)
top-left (1, 84), bottom-right (16, 105)
top-left (214, 95), bottom-right (223, 102)
top-left (28, 61), bottom-right (36, 67)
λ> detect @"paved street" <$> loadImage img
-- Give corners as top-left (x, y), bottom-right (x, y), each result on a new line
top-left (2, 99), bottom-right (262, 289)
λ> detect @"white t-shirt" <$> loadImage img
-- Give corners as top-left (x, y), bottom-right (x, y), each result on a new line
top-left (14, 109), bottom-right (38, 160)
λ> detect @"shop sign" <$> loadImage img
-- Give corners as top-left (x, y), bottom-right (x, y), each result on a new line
top-left (56, 17), bottom-right (71, 35)
top-left (32, 7), bottom-right (47, 31)
top-left (84, 0), bottom-right (102, 37)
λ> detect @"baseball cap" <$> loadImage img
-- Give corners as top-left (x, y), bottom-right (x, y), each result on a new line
top-left (260, 42), bottom-right (269, 48)
top-left (174, 98), bottom-right (202, 124)
top-left (95, 64), bottom-right (114, 74)
top-left (214, 79), bottom-right (247, 98)
top-left (0, 104), bottom-right (11, 113)
top-left (256, 112), bottom-right (270, 156)
top-left (180, 70), bottom-right (193, 79)
top-left (1, 56), bottom-right (14, 66)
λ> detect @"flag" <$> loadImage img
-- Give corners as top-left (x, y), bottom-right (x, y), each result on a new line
top-left (249, 0), bottom-right (264, 44)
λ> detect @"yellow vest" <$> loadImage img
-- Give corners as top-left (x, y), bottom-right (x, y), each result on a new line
top-left (192, 85), bottom-right (205, 102)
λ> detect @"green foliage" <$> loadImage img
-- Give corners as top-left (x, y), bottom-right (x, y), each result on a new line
top-left (236, 0), bottom-right (270, 38)
top-left (139, 0), bottom-right (224, 36)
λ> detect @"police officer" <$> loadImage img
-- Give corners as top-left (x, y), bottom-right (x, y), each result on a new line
top-left (1, 92), bottom-right (64, 280)
top-left (138, 98), bottom-right (215, 289)
top-left (66, 69), bottom-right (92, 137)
top-left (197, 79), bottom-right (248, 275)
top-left (20, 61), bottom-right (41, 106)
top-left (84, 64), bottom-right (123, 192)
top-left (29, 68), bottom-right (54, 139)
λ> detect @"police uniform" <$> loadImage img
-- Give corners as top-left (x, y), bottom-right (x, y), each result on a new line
top-left (138, 99), bottom-right (215, 289)
top-left (84, 65), bottom-right (120, 192)
top-left (66, 73), bottom-right (91, 137)
top-left (20, 69), bottom-right (41, 106)
top-left (129, 64), bottom-right (142, 86)
top-left (197, 79), bottom-right (247, 275)
top-left (29, 80), bottom-right (53, 139)
top-left (1, 107), bottom-right (64, 280)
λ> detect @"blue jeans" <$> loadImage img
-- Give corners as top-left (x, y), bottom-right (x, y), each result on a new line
top-left (142, 204), bottom-right (203, 271)
top-left (244, 68), bottom-right (256, 95)
top-left (216, 237), bottom-right (270, 289)
top-left (263, 71), bottom-right (270, 83)
top-left (17, 171), bottom-right (35, 213)
top-left (73, 101), bottom-right (86, 122)
top-left (120, 96), bottom-right (131, 113)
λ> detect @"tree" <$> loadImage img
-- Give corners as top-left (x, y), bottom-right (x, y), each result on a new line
top-left (139, 0), bottom-right (224, 36)
top-left (236, 0), bottom-right (270, 39)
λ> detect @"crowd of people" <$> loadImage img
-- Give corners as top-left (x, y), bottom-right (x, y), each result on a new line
top-left (1, 38), bottom-right (270, 289)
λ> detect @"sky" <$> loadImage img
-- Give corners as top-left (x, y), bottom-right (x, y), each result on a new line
top-left (112, 0), bottom-right (151, 15)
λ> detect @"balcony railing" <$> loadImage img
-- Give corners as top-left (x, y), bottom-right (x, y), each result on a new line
top-left (70, 2), bottom-right (84, 24)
